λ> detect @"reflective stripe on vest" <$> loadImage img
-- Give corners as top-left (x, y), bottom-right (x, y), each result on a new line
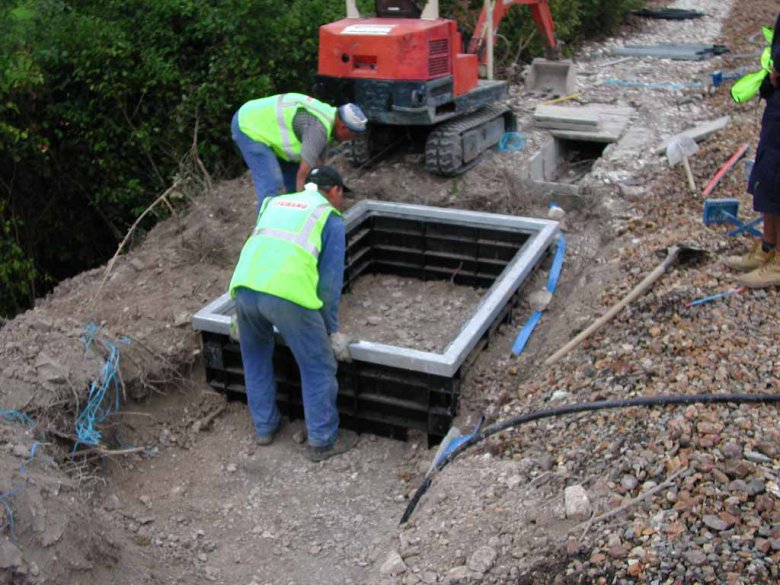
top-left (237, 94), bottom-right (335, 162)
top-left (252, 203), bottom-right (333, 258)
top-left (732, 27), bottom-right (775, 103)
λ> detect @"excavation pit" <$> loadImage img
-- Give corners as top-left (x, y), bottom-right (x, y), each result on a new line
top-left (193, 201), bottom-right (558, 444)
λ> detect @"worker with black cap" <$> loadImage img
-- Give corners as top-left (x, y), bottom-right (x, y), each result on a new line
top-left (228, 164), bottom-right (358, 462)
top-left (231, 93), bottom-right (367, 211)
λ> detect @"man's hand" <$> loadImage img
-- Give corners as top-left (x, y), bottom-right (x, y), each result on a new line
top-left (229, 315), bottom-right (240, 342)
top-left (330, 332), bottom-right (352, 362)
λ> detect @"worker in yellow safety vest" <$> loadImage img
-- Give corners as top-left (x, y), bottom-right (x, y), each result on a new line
top-left (724, 13), bottom-right (780, 288)
top-left (228, 165), bottom-right (358, 462)
top-left (231, 94), bottom-right (367, 210)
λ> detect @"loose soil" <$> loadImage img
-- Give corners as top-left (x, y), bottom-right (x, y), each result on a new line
top-left (340, 275), bottom-right (485, 352)
top-left (1, 1), bottom-right (778, 584)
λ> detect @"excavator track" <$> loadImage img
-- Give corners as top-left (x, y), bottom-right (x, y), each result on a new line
top-left (425, 104), bottom-right (516, 177)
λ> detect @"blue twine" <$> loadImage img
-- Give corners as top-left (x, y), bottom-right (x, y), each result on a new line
top-left (74, 323), bottom-right (130, 450)
top-left (604, 79), bottom-right (703, 90)
top-left (0, 441), bottom-right (39, 540)
top-left (512, 232), bottom-right (566, 356)
top-left (499, 131), bottom-right (526, 152)
top-left (0, 410), bottom-right (34, 427)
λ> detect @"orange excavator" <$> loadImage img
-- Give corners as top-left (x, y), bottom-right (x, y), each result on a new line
top-left (314, 0), bottom-right (572, 175)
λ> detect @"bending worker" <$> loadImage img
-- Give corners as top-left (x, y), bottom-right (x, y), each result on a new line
top-left (228, 165), bottom-right (357, 462)
top-left (231, 93), bottom-right (367, 210)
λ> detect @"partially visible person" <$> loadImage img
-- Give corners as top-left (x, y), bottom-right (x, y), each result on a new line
top-left (231, 93), bottom-right (367, 210)
top-left (228, 165), bottom-right (357, 462)
top-left (725, 12), bottom-right (780, 287)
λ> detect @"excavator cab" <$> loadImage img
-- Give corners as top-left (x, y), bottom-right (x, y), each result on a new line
top-left (375, 0), bottom-right (422, 19)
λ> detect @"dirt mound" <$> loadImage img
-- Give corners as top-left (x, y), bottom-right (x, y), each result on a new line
top-left (0, 177), bottom-right (257, 584)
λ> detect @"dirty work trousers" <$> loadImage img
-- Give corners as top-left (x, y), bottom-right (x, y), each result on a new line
top-left (231, 112), bottom-right (298, 212)
top-left (234, 287), bottom-right (339, 448)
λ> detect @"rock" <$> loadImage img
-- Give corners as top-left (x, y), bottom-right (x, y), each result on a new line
top-left (702, 515), bottom-right (729, 532)
top-left (550, 390), bottom-right (570, 402)
top-left (34, 352), bottom-right (67, 383)
top-left (744, 451), bottom-right (771, 464)
top-left (564, 485), bottom-right (592, 520)
top-left (467, 546), bottom-right (497, 574)
top-left (444, 566), bottom-right (475, 584)
top-left (139, 495), bottom-right (152, 509)
top-left (506, 475), bottom-right (522, 490)
top-left (528, 290), bottom-right (553, 312)
top-left (621, 475), bottom-right (639, 491)
top-left (685, 549), bottom-right (707, 566)
top-left (0, 539), bottom-right (23, 569)
top-left (746, 479), bottom-right (766, 497)
top-left (105, 494), bottom-right (121, 511)
top-left (380, 550), bottom-right (407, 576)
top-left (130, 257), bottom-right (146, 271)
top-left (226, 463), bottom-right (238, 473)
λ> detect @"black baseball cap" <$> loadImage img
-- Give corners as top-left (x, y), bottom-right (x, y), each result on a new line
top-left (306, 165), bottom-right (351, 192)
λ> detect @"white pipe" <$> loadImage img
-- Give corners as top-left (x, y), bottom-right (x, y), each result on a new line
top-left (346, 0), bottom-right (359, 18)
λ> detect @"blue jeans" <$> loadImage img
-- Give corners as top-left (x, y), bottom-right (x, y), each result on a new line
top-left (235, 287), bottom-right (339, 447)
top-left (231, 112), bottom-right (298, 211)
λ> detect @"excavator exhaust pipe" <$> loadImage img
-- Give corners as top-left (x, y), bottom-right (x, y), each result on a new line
top-left (525, 58), bottom-right (577, 96)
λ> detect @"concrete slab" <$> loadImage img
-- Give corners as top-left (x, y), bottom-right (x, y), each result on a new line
top-left (655, 116), bottom-right (731, 154)
top-left (548, 105), bottom-right (635, 143)
top-left (534, 105), bottom-right (599, 129)
top-left (612, 43), bottom-right (726, 61)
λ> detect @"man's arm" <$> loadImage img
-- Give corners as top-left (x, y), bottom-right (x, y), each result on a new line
top-left (317, 213), bottom-right (345, 334)
top-left (294, 111), bottom-right (329, 191)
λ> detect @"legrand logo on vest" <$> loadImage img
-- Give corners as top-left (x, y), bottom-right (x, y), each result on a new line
top-left (273, 200), bottom-right (310, 210)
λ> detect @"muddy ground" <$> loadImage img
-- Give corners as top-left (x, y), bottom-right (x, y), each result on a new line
top-left (1, 0), bottom-right (778, 584)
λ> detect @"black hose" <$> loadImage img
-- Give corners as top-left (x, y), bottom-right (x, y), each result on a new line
top-left (400, 392), bottom-right (780, 525)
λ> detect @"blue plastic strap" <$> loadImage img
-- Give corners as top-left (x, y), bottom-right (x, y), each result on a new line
top-left (511, 311), bottom-right (543, 356)
top-left (511, 233), bottom-right (566, 356)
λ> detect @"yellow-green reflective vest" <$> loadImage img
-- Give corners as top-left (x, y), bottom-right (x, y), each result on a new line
top-left (731, 26), bottom-right (775, 103)
top-left (228, 188), bottom-right (340, 309)
top-left (237, 93), bottom-right (336, 162)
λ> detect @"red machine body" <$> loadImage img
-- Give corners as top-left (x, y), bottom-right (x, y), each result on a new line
top-left (319, 18), bottom-right (478, 97)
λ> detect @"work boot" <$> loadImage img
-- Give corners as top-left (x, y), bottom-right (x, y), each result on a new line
top-left (722, 241), bottom-right (771, 272)
top-left (738, 250), bottom-right (780, 288)
top-left (306, 430), bottom-right (359, 462)
top-left (256, 420), bottom-right (284, 446)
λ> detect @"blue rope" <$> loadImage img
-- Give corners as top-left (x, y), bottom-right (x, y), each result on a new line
top-left (0, 441), bottom-right (38, 540)
top-left (0, 410), bottom-right (34, 427)
top-left (512, 232), bottom-right (566, 356)
top-left (74, 323), bottom-right (130, 450)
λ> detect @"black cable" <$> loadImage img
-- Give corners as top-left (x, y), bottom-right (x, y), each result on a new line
top-left (400, 392), bottom-right (780, 525)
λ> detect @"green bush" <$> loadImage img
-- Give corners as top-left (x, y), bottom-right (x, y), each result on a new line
top-left (0, 0), bottom-right (641, 318)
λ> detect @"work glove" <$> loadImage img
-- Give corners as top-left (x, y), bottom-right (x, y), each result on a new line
top-left (330, 332), bottom-right (352, 363)
top-left (229, 314), bottom-right (240, 342)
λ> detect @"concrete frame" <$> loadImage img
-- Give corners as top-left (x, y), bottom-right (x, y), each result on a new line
top-left (192, 200), bottom-right (559, 378)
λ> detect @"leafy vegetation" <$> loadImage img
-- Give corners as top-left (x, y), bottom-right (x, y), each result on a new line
top-left (0, 0), bottom-right (640, 318)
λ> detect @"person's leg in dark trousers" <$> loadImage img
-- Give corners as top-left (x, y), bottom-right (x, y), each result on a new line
top-left (251, 293), bottom-right (339, 447)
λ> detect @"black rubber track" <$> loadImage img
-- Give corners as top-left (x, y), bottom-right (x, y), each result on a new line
top-left (425, 104), bottom-right (514, 177)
